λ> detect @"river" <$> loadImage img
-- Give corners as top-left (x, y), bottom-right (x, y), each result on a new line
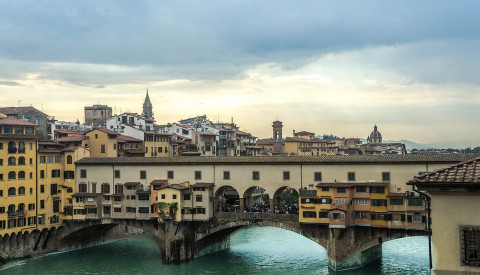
top-left (0, 226), bottom-right (430, 274)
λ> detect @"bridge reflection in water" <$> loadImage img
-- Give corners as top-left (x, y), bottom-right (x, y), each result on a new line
top-left (1, 227), bottom-right (430, 275)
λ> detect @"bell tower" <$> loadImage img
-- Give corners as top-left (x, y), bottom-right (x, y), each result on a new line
top-left (272, 120), bottom-right (283, 154)
top-left (142, 89), bottom-right (153, 119)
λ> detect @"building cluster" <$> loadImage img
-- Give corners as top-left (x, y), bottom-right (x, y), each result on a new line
top-left (298, 181), bottom-right (425, 230)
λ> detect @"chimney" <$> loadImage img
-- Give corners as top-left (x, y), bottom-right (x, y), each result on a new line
top-left (293, 130), bottom-right (296, 136)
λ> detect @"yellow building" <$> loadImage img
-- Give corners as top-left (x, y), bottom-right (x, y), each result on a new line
top-left (144, 131), bottom-right (171, 157)
top-left (370, 184), bottom-right (389, 227)
top-left (299, 185), bottom-right (332, 224)
top-left (85, 128), bottom-right (119, 158)
top-left (284, 137), bottom-right (337, 156)
top-left (0, 117), bottom-right (38, 236)
top-left (157, 183), bottom-right (189, 222)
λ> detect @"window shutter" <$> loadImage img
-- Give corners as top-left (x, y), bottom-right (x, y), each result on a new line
top-left (385, 214), bottom-right (392, 221)
top-left (328, 213), bottom-right (333, 220)
top-left (371, 214), bottom-right (376, 220)
top-left (422, 216), bottom-right (426, 223)
top-left (407, 215), bottom-right (413, 222)
top-left (401, 214), bottom-right (406, 221)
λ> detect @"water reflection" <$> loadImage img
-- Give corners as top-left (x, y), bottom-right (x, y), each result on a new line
top-left (1, 226), bottom-right (429, 275)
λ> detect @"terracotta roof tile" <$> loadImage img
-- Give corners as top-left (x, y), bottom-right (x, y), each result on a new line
top-left (0, 117), bottom-right (37, 126)
top-left (316, 181), bottom-right (389, 187)
top-left (192, 182), bottom-right (214, 188)
top-left (409, 157), bottom-right (480, 185)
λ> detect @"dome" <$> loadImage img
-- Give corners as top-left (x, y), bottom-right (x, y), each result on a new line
top-left (369, 125), bottom-right (382, 138)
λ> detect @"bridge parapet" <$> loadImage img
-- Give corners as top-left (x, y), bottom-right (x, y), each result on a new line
top-left (214, 212), bottom-right (298, 222)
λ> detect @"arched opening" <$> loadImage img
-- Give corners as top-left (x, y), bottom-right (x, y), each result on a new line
top-left (243, 186), bottom-right (270, 213)
top-left (18, 186), bottom-right (26, 195)
top-left (18, 141), bottom-right (25, 153)
top-left (67, 155), bottom-right (73, 164)
top-left (8, 157), bottom-right (16, 165)
top-left (272, 186), bottom-right (299, 215)
top-left (8, 141), bottom-right (16, 153)
top-left (8, 171), bottom-right (16, 180)
top-left (18, 171), bottom-right (26, 179)
top-left (8, 187), bottom-right (16, 196)
top-left (215, 185), bottom-right (240, 212)
top-left (18, 156), bottom-right (26, 165)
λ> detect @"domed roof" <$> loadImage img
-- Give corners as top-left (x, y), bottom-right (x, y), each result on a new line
top-left (369, 125), bottom-right (382, 138)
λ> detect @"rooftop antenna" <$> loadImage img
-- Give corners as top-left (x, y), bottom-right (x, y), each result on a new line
top-left (18, 100), bottom-right (22, 107)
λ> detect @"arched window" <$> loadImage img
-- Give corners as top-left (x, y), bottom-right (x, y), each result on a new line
top-left (8, 187), bottom-right (16, 196)
top-left (8, 141), bottom-right (17, 153)
top-left (18, 187), bottom-right (25, 195)
top-left (8, 171), bottom-right (16, 180)
top-left (18, 141), bottom-right (25, 153)
top-left (18, 203), bottom-right (25, 211)
top-left (18, 171), bottom-right (25, 179)
top-left (8, 204), bottom-right (15, 213)
top-left (18, 157), bottom-right (25, 165)
top-left (67, 155), bottom-right (73, 164)
top-left (8, 157), bottom-right (16, 165)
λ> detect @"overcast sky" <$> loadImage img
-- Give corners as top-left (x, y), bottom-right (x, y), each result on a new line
top-left (0, 1), bottom-right (479, 147)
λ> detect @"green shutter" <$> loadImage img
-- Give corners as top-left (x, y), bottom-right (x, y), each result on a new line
top-left (407, 215), bottom-right (412, 222)
top-left (385, 214), bottom-right (392, 221)
top-left (422, 216), bottom-right (426, 223)
top-left (401, 214), bottom-right (406, 221)
top-left (53, 200), bottom-right (59, 213)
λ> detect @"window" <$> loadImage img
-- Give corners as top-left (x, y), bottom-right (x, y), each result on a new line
top-left (67, 155), bottom-right (73, 164)
top-left (138, 207), bottom-right (149, 213)
top-left (196, 195), bottom-right (203, 202)
top-left (408, 199), bottom-right (423, 206)
top-left (167, 171), bottom-right (174, 179)
top-left (347, 172), bottom-right (356, 181)
top-left (412, 215), bottom-right (422, 223)
top-left (172, 194), bottom-right (177, 200)
top-left (64, 171), bottom-right (74, 179)
top-left (40, 200), bottom-right (45, 209)
top-left (47, 156), bottom-right (53, 163)
top-left (303, 211), bottom-right (316, 218)
top-left (371, 186), bottom-right (385, 194)
top-left (114, 170), bottom-right (120, 178)
top-left (55, 156), bottom-right (61, 163)
top-left (461, 227), bottom-right (480, 266)
top-left (18, 187), bottom-right (25, 195)
top-left (321, 187), bottom-right (329, 192)
top-left (102, 184), bottom-right (110, 194)
top-left (114, 207), bottom-right (122, 212)
top-left (79, 183), bottom-right (87, 193)
top-left (29, 158), bottom-right (32, 165)
top-left (18, 157), bottom-right (25, 165)
top-left (8, 157), bottom-right (16, 165)
top-left (40, 185), bottom-right (45, 193)
top-left (319, 212), bottom-right (329, 218)
top-left (382, 172), bottom-right (391, 182)
top-left (8, 171), bottom-right (15, 180)
top-left (18, 141), bottom-right (25, 153)
top-left (337, 187), bottom-right (346, 193)
top-left (40, 170), bottom-right (45, 179)
top-left (115, 184), bottom-right (123, 194)
top-left (195, 171), bottom-right (202, 180)
top-left (371, 199), bottom-right (387, 206)
top-left (51, 169), bottom-right (61, 178)
top-left (0, 159), bottom-right (2, 166)
top-left (80, 169), bottom-right (87, 178)
top-left (356, 199), bottom-right (368, 205)
top-left (356, 186), bottom-right (367, 193)
top-left (184, 194), bottom-right (191, 200)
top-left (390, 198), bottom-right (404, 205)
top-left (101, 144), bottom-right (105, 153)
top-left (40, 156), bottom-right (46, 163)
top-left (18, 171), bottom-right (25, 179)
top-left (223, 171), bottom-right (230, 180)
top-left (8, 187), bottom-right (16, 196)
top-left (138, 194), bottom-right (149, 200)
top-left (283, 171), bottom-right (290, 180)
top-left (0, 143), bottom-right (2, 150)
top-left (252, 171), bottom-right (260, 180)
top-left (140, 170), bottom-right (146, 179)
top-left (114, 196), bottom-right (122, 201)
top-left (314, 172), bottom-right (322, 181)
top-left (161, 194), bottom-right (165, 199)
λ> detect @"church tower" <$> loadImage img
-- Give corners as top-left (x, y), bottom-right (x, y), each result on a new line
top-left (272, 120), bottom-right (284, 154)
top-left (142, 90), bottom-right (153, 119)
top-left (367, 124), bottom-right (382, 144)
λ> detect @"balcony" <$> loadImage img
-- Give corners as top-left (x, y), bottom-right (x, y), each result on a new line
top-left (17, 210), bottom-right (26, 217)
top-left (7, 210), bottom-right (17, 218)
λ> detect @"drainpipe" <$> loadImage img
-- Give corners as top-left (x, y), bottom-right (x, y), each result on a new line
top-left (412, 185), bottom-right (432, 270)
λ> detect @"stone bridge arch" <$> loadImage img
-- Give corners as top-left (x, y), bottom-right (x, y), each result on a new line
top-left (214, 185), bottom-right (240, 212)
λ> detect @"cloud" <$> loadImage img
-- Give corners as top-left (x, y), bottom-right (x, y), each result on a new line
top-left (0, 80), bottom-right (21, 86)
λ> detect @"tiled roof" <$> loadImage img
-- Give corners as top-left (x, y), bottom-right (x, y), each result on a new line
top-left (192, 182), bottom-right (214, 188)
top-left (72, 192), bottom-right (100, 197)
top-left (295, 131), bottom-right (315, 136)
top-left (316, 181), bottom-right (389, 187)
top-left (285, 137), bottom-right (333, 143)
top-left (409, 157), bottom-right (480, 185)
top-left (0, 134), bottom-right (38, 139)
top-left (161, 184), bottom-right (189, 190)
top-left (117, 135), bottom-right (143, 143)
top-left (55, 130), bottom-right (86, 135)
top-left (0, 117), bottom-right (36, 126)
top-left (38, 149), bottom-right (62, 153)
top-left (256, 139), bottom-right (274, 145)
top-left (58, 135), bottom-right (88, 142)
top-left (75, 154), bottom-right (480, 166)
top-left (124, 149), bottom-right (145, 154)
top-left (0, 106), bottom-right (47, 116)
top-left (150, 179), bottom-right (168, 186)
top-left (95, 128), bottom-right (119, 136)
